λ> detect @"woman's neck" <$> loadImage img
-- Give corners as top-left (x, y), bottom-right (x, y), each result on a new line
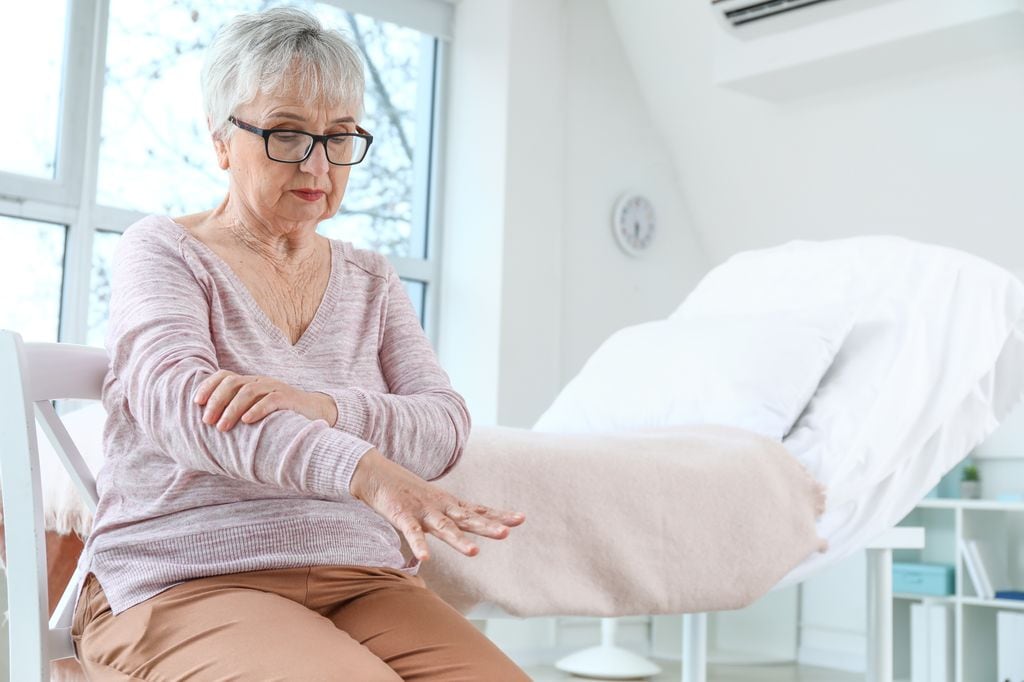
top-left (206, 195), bottom-right (323, 271)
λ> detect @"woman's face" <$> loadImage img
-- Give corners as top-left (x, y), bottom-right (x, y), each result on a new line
top-left (214, 82), bottom-right (358, 232)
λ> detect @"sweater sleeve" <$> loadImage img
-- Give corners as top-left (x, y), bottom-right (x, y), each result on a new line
top-left (106, 221), bottom-right (376, 499)
top-left (316, 258), bottom-right (471, 482)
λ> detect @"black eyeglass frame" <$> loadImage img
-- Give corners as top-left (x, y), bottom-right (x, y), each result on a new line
top-left (228, 115), bottom-right (374, 166)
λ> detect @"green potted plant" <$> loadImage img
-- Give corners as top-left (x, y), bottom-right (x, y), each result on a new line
top-left (960, 463), bottom-right (981, 499)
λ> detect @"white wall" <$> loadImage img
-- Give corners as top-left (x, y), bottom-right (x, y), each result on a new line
top-left (558, 0), bottom-right (708, 385)
top-left (436, 0), bottom-right (568, 431)
top-left (438, 0), bottom-right (708, 661)
top-left (439, 0), bottom-right (707, 427)
top-left (435, 0), bottom-right (511, 428)
top-left (605, 0), bottom-right (1024, 670)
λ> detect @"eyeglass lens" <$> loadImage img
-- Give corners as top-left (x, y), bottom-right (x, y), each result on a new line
top-left (267, 131), bottom-right (368, 165)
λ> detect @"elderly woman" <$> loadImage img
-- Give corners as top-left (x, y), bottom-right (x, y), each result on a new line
top-left (69, 7), bottom-right (529, 681)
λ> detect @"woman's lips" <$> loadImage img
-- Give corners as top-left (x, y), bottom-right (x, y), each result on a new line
top-left (291, 189), bottom-right (325, 202)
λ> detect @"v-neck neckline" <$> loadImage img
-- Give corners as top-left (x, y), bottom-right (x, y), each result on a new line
top-left (167, 216), bottom-right (340, 354)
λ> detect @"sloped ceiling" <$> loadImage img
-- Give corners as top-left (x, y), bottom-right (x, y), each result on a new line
top-left (604, 0), bottom-right (1024, 269)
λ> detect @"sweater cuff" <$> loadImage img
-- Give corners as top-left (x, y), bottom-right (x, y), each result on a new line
top-left (306, 430), bottom-right (375, 499)
top-left (316, 388), bottom-right (374, 440)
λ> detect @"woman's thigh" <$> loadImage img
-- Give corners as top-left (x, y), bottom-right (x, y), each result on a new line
top-left (306, 566), bottom-right (531, 682)
top-left (72, 569), bottom-right (401, 682)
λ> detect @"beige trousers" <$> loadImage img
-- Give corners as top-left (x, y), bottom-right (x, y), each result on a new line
top-left (71, 565), bottom-right (530, 681)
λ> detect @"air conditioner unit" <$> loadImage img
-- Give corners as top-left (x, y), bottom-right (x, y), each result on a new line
top-left (710, 0), bottom-right (1024, 98)
top-left (712, 0), bottom-right (840, 27)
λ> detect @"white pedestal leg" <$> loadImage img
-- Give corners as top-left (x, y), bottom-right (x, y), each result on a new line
top-left (553, 617), bottom-right (663, 679)
top-left (681, 613), bottom-right (707, 682)
top-left (866, 547), bottom-right (893, 682)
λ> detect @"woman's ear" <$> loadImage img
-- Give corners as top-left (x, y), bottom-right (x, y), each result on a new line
top-left (213, 136), bottom-right (230, 171)
top-left (209, 116), bottom-right (230, 171)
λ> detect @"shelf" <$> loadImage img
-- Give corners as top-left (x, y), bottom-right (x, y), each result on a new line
top-left (894, 594), bottom-right (1024, 610)
top-left (893, 593), bottom-right (954, 603)
top-left (894, 497), bottom-right (1024, 681)
top-left (915, 498), bottom-right (1024, 512)
top-left (960, 596), bottom-right (1024, 611)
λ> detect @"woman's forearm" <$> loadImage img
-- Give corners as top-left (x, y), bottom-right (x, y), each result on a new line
top-left (318, 387), bottom-right (470, 481)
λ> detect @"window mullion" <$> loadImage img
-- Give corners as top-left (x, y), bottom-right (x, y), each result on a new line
top-left (58, 0), bottom-right (100, 205)
top-left (408, 34), bottom-right (436, 265)
top-left (92, 205), bottom-right (147, 235)
top-left (422, 37), bottom-right (448, 349)
top-left (0, 173), bottom-right (76, 208)
top-left (0, 197), bottom-right (77, 226)
top-left (59, 0), bottom-right (110, 344)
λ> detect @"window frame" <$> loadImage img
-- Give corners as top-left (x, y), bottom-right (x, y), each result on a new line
top-left (0, 0), bottom-right (452, 348)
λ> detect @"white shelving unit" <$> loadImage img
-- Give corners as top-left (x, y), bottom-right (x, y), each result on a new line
top-left (892, 498), bottom-right (1024, 682)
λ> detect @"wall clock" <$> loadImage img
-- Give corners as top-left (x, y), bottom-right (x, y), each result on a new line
top-left (612, 193), bottom-right (655, 256)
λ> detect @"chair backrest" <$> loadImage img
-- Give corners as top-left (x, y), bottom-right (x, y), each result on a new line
top-left (0, 329), bottom-right (106, 682)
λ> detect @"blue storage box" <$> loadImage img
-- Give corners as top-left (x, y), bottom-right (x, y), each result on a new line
top-left (893, 562), bottom-right (955, 596)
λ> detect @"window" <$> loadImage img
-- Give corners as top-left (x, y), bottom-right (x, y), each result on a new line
top-left (97, 0), bottom-right (227, 216)
top-left (404, 280), bottom-right (426, 323)
top-left (87, 230), bottom-right (121, 348)
top-left (0, 2), bottom-right (67, 179)
top-left (1, 0), bottom-right (451, 347)
top-left (0, 216), bottom-right (67, 342)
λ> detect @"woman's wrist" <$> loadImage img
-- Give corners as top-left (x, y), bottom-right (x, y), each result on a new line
top-left (312, 391), bottom-right (339, 427)
top-left (349, 448), bottom-right (384, 501)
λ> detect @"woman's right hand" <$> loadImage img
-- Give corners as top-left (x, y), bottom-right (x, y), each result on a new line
top-left (349, 449), bottom-right (525, 561)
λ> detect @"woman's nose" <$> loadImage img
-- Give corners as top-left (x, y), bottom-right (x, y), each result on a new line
top-left (299, 140), bottom-right (330, 176)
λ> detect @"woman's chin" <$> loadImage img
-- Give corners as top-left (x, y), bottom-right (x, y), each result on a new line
top-left (279, 203), bottom-right (331, 224)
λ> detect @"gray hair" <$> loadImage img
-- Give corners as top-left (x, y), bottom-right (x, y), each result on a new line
top-left (201, 6), bottom-right (366, 140)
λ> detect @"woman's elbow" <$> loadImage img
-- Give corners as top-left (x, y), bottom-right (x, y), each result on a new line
top-left (429, 394), bottom-right (471, 481)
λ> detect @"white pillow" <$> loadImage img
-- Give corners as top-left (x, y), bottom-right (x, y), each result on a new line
top-left (669, 235), bottom-right (1024, 509)
top-left (532, 312), bottom-right (851, 440)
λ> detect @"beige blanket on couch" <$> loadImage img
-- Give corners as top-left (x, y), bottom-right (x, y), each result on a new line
top-left (416, 424), bottom-right (827, 618)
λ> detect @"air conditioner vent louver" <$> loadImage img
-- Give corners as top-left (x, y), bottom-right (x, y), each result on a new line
top-left (712, 0), bottom-right (839, 27)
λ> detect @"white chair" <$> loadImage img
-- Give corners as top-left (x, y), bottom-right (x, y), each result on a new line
top-left (0, 330), bottom-right (106, 682)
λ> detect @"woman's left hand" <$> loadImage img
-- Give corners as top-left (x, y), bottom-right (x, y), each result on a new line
top-left (193, 370), bottom-right (336, 431)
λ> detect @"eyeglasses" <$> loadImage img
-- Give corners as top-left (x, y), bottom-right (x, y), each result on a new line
top-left (228, 115), bottom-right (373, 166)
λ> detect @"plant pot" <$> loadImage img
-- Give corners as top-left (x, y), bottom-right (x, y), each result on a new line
top-left (960, 481), bottom-right (981, 500)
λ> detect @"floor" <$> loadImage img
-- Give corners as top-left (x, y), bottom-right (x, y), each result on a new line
top-left (522, 660), bottom-right (863, 681)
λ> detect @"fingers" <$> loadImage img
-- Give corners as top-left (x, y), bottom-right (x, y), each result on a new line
top-left (395, 501), bottom-right (523, 561)
top-left (193, 369), bottom-right (234, 407)
top-left (239, 392), bottom-right (282, 426)
top-left (197, 371), bottom-right (242, 426)
top-left (201, 375), bottom-right (269, 431)
top-left (423, 510), bottom-right (478, 556)
top-left (456, 502), bottom-right (526, 528)
top-left (364, 464), bottom-right (524, 561)
top-left (444, 503), bottom-right (513, 539)
top-left (394, 513), bottom-right (431, 562)
top-left (218, 384), bottom-right (276, 430)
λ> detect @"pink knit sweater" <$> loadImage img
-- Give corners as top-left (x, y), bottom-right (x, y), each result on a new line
top-left (73, 214), bottom-right (471, 616)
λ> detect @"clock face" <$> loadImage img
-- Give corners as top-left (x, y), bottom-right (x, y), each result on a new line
top-left (613, 194), bottom-right (655, 256)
